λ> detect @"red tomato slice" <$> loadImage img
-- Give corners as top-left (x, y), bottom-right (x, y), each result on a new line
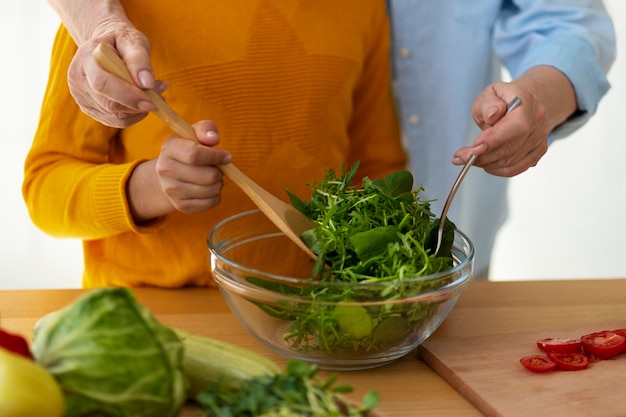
top-left (581, 330), bottom-right (626, 359)
top-left (536, 337), bottom-right (582, 354)
top-left (613, 329), bottom-right (626, 353)
top-left (520, 355), bottom-right (556, 373)
top-left (547, 351), bottom-right (589, 371)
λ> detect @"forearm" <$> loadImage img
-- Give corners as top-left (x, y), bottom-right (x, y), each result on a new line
top-left (512, 65), bottom-right (577, 131)
top-left (46, 0), bottom-right (133, 44)
top-left (24, 159), bottom-right (146, 239)
top-left (494, 0), bottom-right (615, 136)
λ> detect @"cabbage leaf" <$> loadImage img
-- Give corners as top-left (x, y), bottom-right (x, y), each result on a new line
top-left (32, 287), bottom-right (187, 417)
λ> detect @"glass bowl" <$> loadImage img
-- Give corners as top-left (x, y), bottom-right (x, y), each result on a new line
top-left (208, 209), bottom-right (474, 370)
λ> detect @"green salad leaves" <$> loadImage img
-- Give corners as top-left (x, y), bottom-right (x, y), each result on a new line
top-left (287, 162), bottom-right (456, 281)
top-left (245, 163), bottom-right (459, 354)
top-left (196, 360), bottom-right (379, 417)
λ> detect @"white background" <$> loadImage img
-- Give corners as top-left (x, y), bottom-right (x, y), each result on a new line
top-left (1, 1), bottom-right (624, 289)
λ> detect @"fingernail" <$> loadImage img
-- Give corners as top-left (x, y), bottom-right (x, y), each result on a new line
top-left (156, 80), bottom-right (169, 94)
top-left (472, 143), bottom-right (488, 154)
top-left (137, 100), bottom-right (153, 111)
top-left (138, 70), bottom-right (154, 89)
top-left (222, 152), bottom-right (232, 164)
top-left (487, 106), bottom-right (498, 119)
top-left (452, 156), bottom-right (464, 165)
top-left (205, 130), bottom-right (219, 139)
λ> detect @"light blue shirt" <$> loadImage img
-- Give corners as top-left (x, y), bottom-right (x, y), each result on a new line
top-left (388, 0), bottom-right (616, 275)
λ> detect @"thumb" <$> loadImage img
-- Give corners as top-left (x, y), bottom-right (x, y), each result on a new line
top-left (474, 95), bottom-right (508, 129)
top-left (200, 130), bottom-right (232, 165)
top-left (116, 33), bottom-right (155, 89)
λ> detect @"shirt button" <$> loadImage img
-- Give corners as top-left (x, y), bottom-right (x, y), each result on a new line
top-left (408, 114), bottom-right (420, 125)
top-left (399, 48), bottom-right (411, 58)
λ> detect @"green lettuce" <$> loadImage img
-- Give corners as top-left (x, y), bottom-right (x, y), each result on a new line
top-left (32, 287), bottom-right (187, 417)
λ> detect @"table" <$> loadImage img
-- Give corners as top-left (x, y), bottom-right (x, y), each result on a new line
top-left (1, 279), bottom-right (625, 416)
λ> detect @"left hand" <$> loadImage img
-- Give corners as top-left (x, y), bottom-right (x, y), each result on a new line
top-left (452, 66), bottom-right (577, 177)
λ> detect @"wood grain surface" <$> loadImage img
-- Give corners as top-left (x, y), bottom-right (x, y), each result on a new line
top-left (420, 323), bottom-right (626, 417)
top-left (0, 287), bottom-right (479, 417)
top-left (3, 280), bottom-right (624, 416)
top-left (419, 279), bottom-right (626, 417)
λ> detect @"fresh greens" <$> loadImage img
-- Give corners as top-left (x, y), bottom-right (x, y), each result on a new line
top-left (32, 288), bottom-right (187, 417)
top-left (196, 359), bottom-right (379, 417)
top-left (287, 162), bottom-right (456, 280)
top-left (247, 162), bottom-right (458, 354)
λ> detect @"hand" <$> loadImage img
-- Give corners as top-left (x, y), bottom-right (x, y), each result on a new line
top-left (452, 66), bottom-right (577, 177)
top-left (127, 121), bottom-right (233, 222)
top-left (67, 24), bottom-right (163, 128)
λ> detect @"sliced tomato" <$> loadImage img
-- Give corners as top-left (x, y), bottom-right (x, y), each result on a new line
top-left (547, 351), bottom-right (589, 371)
top-left (536, 337), bottom-right (582, 354)
top-left (581, 330), bottom-right (626, 360)
top-left (520, 355), bottom-right (556, 373)
top-left (613, 329), bottom-right (626, 353)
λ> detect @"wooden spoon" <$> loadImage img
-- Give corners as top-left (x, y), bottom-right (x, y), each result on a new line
top-left (92, 43), bottom-right (316, 259)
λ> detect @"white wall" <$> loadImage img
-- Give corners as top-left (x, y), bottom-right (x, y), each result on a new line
top-left (491, 0), bottom-right (626, 280)
top-left (0, 2), bottom-right (83, 289)
top-left (0, 1), bottom-right (624, 289)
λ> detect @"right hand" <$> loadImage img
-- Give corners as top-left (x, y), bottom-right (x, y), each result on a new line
top-left (68, 25), bottom-right (162, 128)
top-left (452, 66), bottom-right (577, 177)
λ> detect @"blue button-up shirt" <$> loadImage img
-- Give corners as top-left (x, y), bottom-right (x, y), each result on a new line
top-left (389, 0), bottom-right (615, 274)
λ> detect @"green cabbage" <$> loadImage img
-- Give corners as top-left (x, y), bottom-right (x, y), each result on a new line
top-left (32, 287), bottom-right (187, 417)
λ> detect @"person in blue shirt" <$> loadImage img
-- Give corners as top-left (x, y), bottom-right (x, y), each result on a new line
top-left (388, 1), bottom-right (616, 278)
top-left (44, 0), bottom-right (616, 279)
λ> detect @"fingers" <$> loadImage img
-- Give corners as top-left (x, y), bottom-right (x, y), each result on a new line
top-left (67, 41), bottom-right (148, 127)
top-left (115, 32), bottom-right (155, 90)
top-left (481, 143), bottom-right (546, 177)
top-left (156, 140), bottom-right (224, 213)
top-left (66, 30), bottom-right (165, 129)
top-left (155, 121), bottom-right (232, 213)
top-left (453, 82), bottom-right (551, 178)
top-left (193, 120), bottom-right (224, 148)
top-left (472, 89), bottom-right (510, 129)
top-left (453, 110), bottom-right (548, 177)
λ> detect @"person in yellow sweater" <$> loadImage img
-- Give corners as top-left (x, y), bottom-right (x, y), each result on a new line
top-left (23, 0), bottom-right (406, 288)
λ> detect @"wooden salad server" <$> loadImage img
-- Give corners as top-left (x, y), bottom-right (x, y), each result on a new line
top-left (93, 43), bottom-right (316, 259)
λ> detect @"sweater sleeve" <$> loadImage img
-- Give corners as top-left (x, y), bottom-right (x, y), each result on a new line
top-left (346, 2), bottom-right (407, 182)
top-left (22, 26), bottom-right (165, 239)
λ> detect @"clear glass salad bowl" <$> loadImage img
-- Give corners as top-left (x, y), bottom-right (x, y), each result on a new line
top-left (208, 209), bottom-right (474, 370)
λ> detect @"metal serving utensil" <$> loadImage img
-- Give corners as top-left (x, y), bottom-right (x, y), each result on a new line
top-left (431, 96), bottom-right (522, 256)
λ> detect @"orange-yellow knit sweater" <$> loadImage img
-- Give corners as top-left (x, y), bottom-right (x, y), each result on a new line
top-left (23, 0), bottom-right (406, 288)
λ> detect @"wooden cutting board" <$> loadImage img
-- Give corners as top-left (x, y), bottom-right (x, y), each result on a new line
top-left (418, 323), bottom-right (626, 417)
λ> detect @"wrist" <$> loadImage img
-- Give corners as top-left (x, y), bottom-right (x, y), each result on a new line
top-left (514, 66), bottom-right (578, 130)
top-left (48, 0), bottom-right (132, 45)
top-left (127, 160), bottom-right (174, 223)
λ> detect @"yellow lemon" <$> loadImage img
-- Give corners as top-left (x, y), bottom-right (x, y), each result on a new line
top-left (0, 348), bottom-right (65, 417)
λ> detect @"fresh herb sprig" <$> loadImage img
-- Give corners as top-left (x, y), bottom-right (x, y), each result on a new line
top-left (196, 360), bottom-right (379, 417)
top-left (287, 162), bottom-right (455, 281)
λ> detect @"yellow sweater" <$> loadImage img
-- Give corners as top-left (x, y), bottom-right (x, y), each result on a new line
top-left (23, 0), bottom-right (406, 288)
